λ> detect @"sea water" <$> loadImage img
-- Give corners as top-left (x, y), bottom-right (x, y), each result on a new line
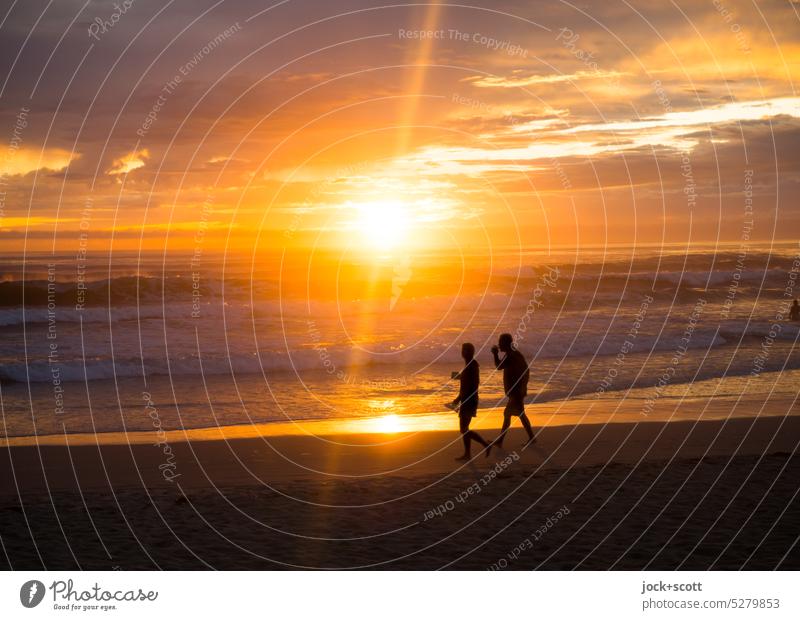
top-left (1, 243), bottom-right (798, 438)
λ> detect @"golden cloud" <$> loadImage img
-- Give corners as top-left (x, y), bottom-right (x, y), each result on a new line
top-left (0, 147), bottom-right (76, 176)
top-left (107, 148), bottom-right (149, 175)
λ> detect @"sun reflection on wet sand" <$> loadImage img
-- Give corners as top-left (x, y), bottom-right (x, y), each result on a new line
top-left (2, 394), bottom-right (772, 448)
top-left (370, 414), bottom-right (404, 434)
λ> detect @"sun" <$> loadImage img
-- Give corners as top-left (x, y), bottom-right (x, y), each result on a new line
top-left (353, 200), bottom-right (411, 250)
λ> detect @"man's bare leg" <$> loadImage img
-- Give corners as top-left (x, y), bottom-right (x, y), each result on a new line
top-left (456, 419), bottom-right (471, 460)
top-left (494, 415), bottom-right (512, 449)
top-left (520, 412), bottom-right (536, 445)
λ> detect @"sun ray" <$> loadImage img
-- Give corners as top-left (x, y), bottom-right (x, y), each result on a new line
top-left (395, 1), bottom-right (444, 157)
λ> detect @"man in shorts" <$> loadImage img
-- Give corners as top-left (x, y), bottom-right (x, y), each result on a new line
top-left (449, 342), bottom-right (491, 461)
top-left (491, 333), bottom-right (536, 449)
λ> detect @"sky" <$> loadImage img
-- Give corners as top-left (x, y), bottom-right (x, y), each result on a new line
top-left (0, 0), bottom-right (798, 257)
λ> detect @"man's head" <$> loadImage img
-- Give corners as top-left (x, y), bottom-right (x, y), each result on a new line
top-left (498, 333), bottom-right (514, 353)
top-left (461, 342), bottom-right (475, 361)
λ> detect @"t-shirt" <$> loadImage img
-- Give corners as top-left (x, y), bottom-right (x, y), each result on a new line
top-left (498, 349), bottom-right (529, 399)
top-left (458, 359), bottom-right (480, 409)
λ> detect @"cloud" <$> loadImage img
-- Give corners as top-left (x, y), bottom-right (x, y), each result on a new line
top-left (1, 147), bottom-right (76, 176)
top-left (466, 70), bottom-right (627, 89)
top-left (400, 95), bottom-right (800, 177)
top-left (107, 149), bottom-right (149, 176)
top-left (0, 216), bottom-right (78, 229)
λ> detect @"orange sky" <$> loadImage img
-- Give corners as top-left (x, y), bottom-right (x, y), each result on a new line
top-left (1, 0), bottom-right (799, 257)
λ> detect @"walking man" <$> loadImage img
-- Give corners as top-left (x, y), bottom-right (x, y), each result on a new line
top-left (449, 343), bottom-right (491, 461)
top-left (491, 333), bottom-right (536, 449)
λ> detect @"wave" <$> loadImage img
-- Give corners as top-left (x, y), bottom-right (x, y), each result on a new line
top-left (0, 305), bottom-right (174, 327)
top-left (0, 327), bottom-right (736, 384)
top-left (5, 249), bottom-right (797, 310)
top-left (0, 275), bottom-right (232, 308)
top-left (563, 267), bottom-right (787, 287)
top-left (5, 318), bottom-right (795, 385)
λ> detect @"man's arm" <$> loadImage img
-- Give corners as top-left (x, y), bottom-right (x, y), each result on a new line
top-left (455, 372), bottom-right (466, 404)
top-left (491, 346), bottom-right (504, 369)
top-left (453, 367), bottom-right (469, 405)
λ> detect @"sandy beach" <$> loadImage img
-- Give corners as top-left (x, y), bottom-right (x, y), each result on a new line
top-left (1, 396), bottom-right (798, 570)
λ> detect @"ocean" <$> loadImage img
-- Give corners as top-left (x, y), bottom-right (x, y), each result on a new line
top-left (1, 243), bottom-right (799, 438)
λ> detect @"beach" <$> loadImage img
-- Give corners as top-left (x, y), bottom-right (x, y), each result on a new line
top-left (2, 397), bottom-right (798, 570)
top-left (3, 248), bottom-right (798, 571)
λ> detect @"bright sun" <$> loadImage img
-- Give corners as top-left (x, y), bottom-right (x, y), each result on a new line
top-left (353, 200), bottom-right (411, 250)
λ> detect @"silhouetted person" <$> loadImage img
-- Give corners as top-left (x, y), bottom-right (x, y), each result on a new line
top-left (790, 299), bottom-right (800, 321)
top-left (449, 343), bottom-right (491, 461)
top-left (491, 333), bottom-right (535, 449)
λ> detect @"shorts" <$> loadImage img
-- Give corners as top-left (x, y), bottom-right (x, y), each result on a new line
top-left (459, 403), bottom-right (478, 419)
top-left (503, 396), bottom-right (525, 417)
